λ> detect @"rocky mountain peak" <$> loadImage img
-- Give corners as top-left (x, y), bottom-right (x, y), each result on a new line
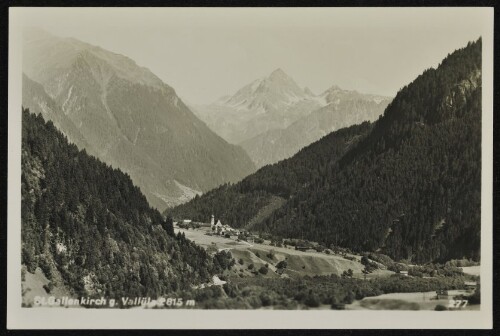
top-left (268, 68), bottom-right (289, 80)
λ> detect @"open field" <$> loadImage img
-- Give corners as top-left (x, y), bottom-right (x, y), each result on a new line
top-left (175, 227), bottom-right (393, 278)
top-left (22, 267), bottom-right (72, 307)
top-left (461, 266), bottom-right (480, 276)
top-left (345, 290), bottom-right (480, 311)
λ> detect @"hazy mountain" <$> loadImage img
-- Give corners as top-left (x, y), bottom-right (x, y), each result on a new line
top-left (240, 86), bottom-right (391, 167)
top-left (169, 39), bottom-right (482, 263)
top-left (193, 68), bottom-right (323, 144)
top-left (22, 74), bottom-right (93, 152)
top-left (22, 28), bottom-right (255, 211)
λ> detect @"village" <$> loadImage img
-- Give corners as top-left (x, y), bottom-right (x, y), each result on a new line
top-left (172, 215), bottom-right (479, 311)
top-left (176, 215), bottom-right (245, 238)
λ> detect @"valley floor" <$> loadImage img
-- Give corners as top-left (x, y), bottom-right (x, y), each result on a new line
top-left (345, 290), bottom-right (480, 311)
top-left (175, 226), bottom-right (393, 278)
top-left (174, 225), bottom-right (480, 311)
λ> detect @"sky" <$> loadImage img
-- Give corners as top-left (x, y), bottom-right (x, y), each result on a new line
top-left (16, 7), bottom-right (490, 104)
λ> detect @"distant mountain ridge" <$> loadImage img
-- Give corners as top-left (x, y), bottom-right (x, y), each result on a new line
top-left (170, 39), bottom-right (482, 263)
top-left (241, 85), bottom-right (391, 167)
top-left (194, 68), bottom-right (391, 167)
top-left (22, 28), bottom-right (255, 210)
top-left (223, 68), bottom-right (312, 112)
top-left (192, 68), bottom-right (323, 145)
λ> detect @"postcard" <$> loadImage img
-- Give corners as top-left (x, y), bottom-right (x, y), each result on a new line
top-left (7, 6), bottom-right (494, 329)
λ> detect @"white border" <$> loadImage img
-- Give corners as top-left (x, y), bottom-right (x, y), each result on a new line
top-left (7, 7), bottom-right (494, 329)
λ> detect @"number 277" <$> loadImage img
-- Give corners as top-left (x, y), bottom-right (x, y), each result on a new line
top-left (448, 299), bottom-right (468, 308)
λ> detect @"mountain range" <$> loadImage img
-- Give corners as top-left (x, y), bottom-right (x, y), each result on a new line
top-left (169, 39), bottom-right (482, 263)
top-left (22, 28), bottom-right (255, 211)
top-left (192, 68), bottom-right (322, 145)
top-left (193, 69), bottom-right (391, 168)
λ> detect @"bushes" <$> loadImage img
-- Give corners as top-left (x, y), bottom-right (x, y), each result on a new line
top-left (361, 256), bottom-right (379, 273)
top-left (182, 271), bottom-right (471, 309)
top-left (341, 269), bottom-right (354, 278)
top-left (259, 292), bottom-right (274, 306)
top-left (304, 293), bottom-right (320, 307)
top-left (276, 260), bottom-right (287, 270)
top-left (435, 304), bottom-right (448, 311)
top-left (258, 266), bottom-right (269, 275)
top-left (43, 282), bottom-right (54, 294)
top-left (366, 253), bottom-right (394, 268)
top-left (266, 250), bottom-right (275, 260)
top-left (214, 251), bottom-right (235, 271)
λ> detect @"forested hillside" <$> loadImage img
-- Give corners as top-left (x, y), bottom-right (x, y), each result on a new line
top-left (169, 122), bottom-right (373, 228)
top-left (169, 39), bottom-right (482, 263)
top-left (21, 109), bottom-right (229, 298)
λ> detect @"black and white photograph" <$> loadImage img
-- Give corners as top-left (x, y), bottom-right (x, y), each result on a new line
top-left (7, 6), bottom-right (494, 329)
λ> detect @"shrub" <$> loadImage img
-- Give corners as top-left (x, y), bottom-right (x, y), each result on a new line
top-left (304, 293), bottom-right (320, 307)
top-left (435, 304), bottom-right (448, 311)
top-left (344, 291), bottom-right (355, 304)
top-left (248, 263), bottom-right (254, 270)
top-left (238, 258), bottom-right (244, 265)
top-left (258, 266), bottom-right (269, 275)
top-left (259, 292), bottom-right (273, 306)
top-left (42, 282), bottom-right (54, 294)
top-left (331, 302), bottom-right (345, 310)
top-left (266, 250), bottom-right (275, 260)
top-left (276, 260), bottom-right (287, 269)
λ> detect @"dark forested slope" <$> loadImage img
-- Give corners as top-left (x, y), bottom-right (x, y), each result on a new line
top-left (169, 121), bottom-right (373, 228)
top-left (21, 109), bottom-right (226, 298)
top-left (170, 39), bottom-right (482, 263)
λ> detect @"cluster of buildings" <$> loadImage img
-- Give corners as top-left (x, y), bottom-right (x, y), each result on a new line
top-left (210, 215), bottom-right (241, 236)
top-left (178, 215), bottom-right (241, 237)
